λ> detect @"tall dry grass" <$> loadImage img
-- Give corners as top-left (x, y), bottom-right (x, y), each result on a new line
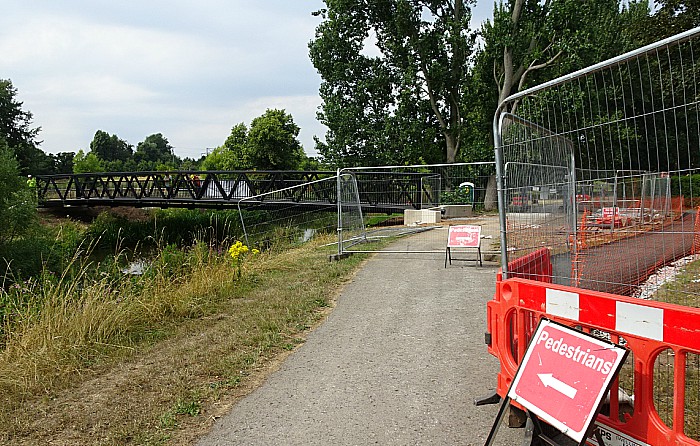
top-left (0, 232), bottom-right (373, 444)
top-left (0, 239), bottom-right (235, 414)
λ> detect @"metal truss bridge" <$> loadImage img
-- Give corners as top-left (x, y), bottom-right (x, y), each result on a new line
top-left (36, 170), bottom-right (440, 214)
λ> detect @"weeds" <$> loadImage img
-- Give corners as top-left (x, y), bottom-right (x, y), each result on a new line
top-left (0, 226), bottom-right (371, 445)
top-left (0, 238), bottom-right (229, 415)
top-left (0, 205), bottom-right (380, 444)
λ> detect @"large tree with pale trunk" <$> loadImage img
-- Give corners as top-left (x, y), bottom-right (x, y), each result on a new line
top-left (310, 0), bottom-right (477, 166)
top-left (481, 0), bottom-right (628, 112)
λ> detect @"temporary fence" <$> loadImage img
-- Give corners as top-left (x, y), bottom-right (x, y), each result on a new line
top-left (237, 174), bottom-right (345, 251)
top-left (490, 27), bottom-right (700, 445)
top-left (337, 162), bottom-right (498, 255)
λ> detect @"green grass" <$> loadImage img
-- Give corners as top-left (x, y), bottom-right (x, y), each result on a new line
top-left (653, 259), bottom-right (700, 309)
top-left (645, 258), bottom-right (700, 440)
top-left (0, 232), bottom-right (378, 445)
top-left (364, 213), bottom-right (402, 227)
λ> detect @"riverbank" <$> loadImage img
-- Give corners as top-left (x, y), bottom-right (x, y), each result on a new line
top-left (0, 235), bottom-right (370, 445)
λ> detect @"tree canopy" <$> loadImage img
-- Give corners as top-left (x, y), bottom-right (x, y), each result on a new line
top-left (135, 133), bottom-right (174, 166)
top-left (309, 0), bottom-right (698, 168)
top-left (247, 109), bottom-right (305, 170)
top-left (90, 130), bottom-right (133, 163)
top-left (309, 0), bottom-right (476, 166)
top-left (203, 109), bottom-right (306, 171)
top-left (647, 0), bottom-right (700, 40)
top-left (480, 0), bottom-right (636, 110)
top-left (73, 149), bottom-right (105, 173)
top-left (0, 79), bottom-right (51, 175)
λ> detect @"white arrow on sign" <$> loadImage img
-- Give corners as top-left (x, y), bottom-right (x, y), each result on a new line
top-left (538, 373), bottom-right (578, 399)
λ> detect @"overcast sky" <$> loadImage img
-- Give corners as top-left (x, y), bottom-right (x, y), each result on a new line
top-left (1, 1), bottom-right (494, 160)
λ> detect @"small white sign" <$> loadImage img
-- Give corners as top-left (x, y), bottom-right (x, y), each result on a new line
top-left (587, 423), bottom-right (650, 446)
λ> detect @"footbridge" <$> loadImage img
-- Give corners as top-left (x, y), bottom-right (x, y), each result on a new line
top-left (36, 170), bottom-right (441, 214)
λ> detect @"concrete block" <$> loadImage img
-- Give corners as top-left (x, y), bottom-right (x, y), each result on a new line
top-left (404, 209), bottom-right (441, 225)
top-left (438, 205), bottom-right (473, 218)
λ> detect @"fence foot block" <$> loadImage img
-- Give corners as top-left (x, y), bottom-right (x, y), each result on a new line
top-left (328, 253), bottom-right (354, 262)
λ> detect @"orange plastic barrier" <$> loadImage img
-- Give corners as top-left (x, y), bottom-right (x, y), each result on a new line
top-left (488, 252), bottom-right (700, 445)
top-left (507, 247), bottom-right (553, 283)
top-left (693, 208), bottom-right (700, 255)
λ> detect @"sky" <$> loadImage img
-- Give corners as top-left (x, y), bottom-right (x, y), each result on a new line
top-left (1, 1), bottom-right (494, 160)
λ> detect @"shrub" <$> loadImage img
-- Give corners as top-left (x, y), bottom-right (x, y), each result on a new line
top-left (671, 173), bottom-right (700, 199)
top-left (441, 187), bottom-right (473, 205)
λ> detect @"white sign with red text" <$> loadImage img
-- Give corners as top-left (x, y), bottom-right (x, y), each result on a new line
top-left (602, 207), bottom-right (620, 218)
top-left (447, 225), bottom-right (481, 248)
top-left (508, 319), bottom-right (628, 443)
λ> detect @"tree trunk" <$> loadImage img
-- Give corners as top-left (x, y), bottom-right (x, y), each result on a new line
top-left (484, 174), bottom-right (498, 211)
top-left (445, 133), bottom-right (458, 163)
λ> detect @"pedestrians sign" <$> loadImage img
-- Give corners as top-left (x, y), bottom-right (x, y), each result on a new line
top-left (445, 225), bottom-right (482, 267)
top-left (447, 224), bottom-right (481, 248)
top-left (507, 319), bottom-right (628, 444)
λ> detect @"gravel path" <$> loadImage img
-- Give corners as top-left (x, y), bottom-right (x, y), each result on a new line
top-left (196, 225), bottom-right (521, 445)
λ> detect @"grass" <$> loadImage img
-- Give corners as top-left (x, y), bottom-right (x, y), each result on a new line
top-left (653, 257), bottom-right (700, 309)
top-left (364, 213), bottom-right (402, 227)
top-left (644, 257), bottom-right (700, 441)
top-left (0, 233), bottom-right (374, 445)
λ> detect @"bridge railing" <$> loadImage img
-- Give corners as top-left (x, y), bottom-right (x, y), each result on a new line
top-left (37, 169), bottom-right (480, 212)
top-left (36, 171), bottom-right (338, 207)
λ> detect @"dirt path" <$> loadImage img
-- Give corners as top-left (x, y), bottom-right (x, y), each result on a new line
top-left (196, 222), bottom-right (521, 445)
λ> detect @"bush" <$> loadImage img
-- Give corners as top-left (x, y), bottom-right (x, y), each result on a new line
top-left (441, 187), bottom-right (473, 205)
top-left (0, 221), bottom-right (85, 282)
top-left (0, 142), bottom-right (37, 247)
top-left (84, 208), bottom-right (257, 254)
top-left (671, 173), bottom-right (700, 198)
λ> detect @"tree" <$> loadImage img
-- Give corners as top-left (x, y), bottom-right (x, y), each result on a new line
top-left (0, 138), bottom-right (36, 247)
top-left (0, 79), bottom-right (45, 175)
top-left (201, 146), bottom-right (239, 171)
top-left (51, 152), bottom-right (75, 174)
top-left (479, 0), bottom-right (630, 111)
top-left (201, 123), bottom-right (249, 171)
top-left (89, 130), bottom-right (133, 163)
top-left (609, 0), bottom-right (700, 49)
top-left (299, 156), bottom-right (327, 171)
top-left (73, 149), bottom-right (105, 173)
top-left (648, 0), bottom-right (700, 40)
top-left (203, 111), bottom-right (306, 171)
top-left (309, 0), bottom-right (476, 166)
top-left (134, 133), bottom-right (175, 166)
top-left (469, 0), bottom-right (636, 208)
top-left (247, 109), bottom-right (304, 170)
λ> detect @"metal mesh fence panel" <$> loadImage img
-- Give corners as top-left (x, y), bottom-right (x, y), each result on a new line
top-left (653, 348), bottom-right (676, 434)
top-left (338, 172), bottom-right (366, 253)
top-left (338, 162), bottom-right (498, 254)
top-left (499, 115), bottom-right (576, 281)
top-left (237, 175), bottom-right (341, 251)
top-left (494, 28), bottom-right (700, 442)
top-left (496, 27), bottom-right (700, 301)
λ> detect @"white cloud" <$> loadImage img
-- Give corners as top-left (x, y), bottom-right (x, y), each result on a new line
top-left (1, 0), bottom-right (327, 159)
top-left (161, 94), bottom-right (326, 159)
top-left (1, 0), bottom-right (493, 163)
